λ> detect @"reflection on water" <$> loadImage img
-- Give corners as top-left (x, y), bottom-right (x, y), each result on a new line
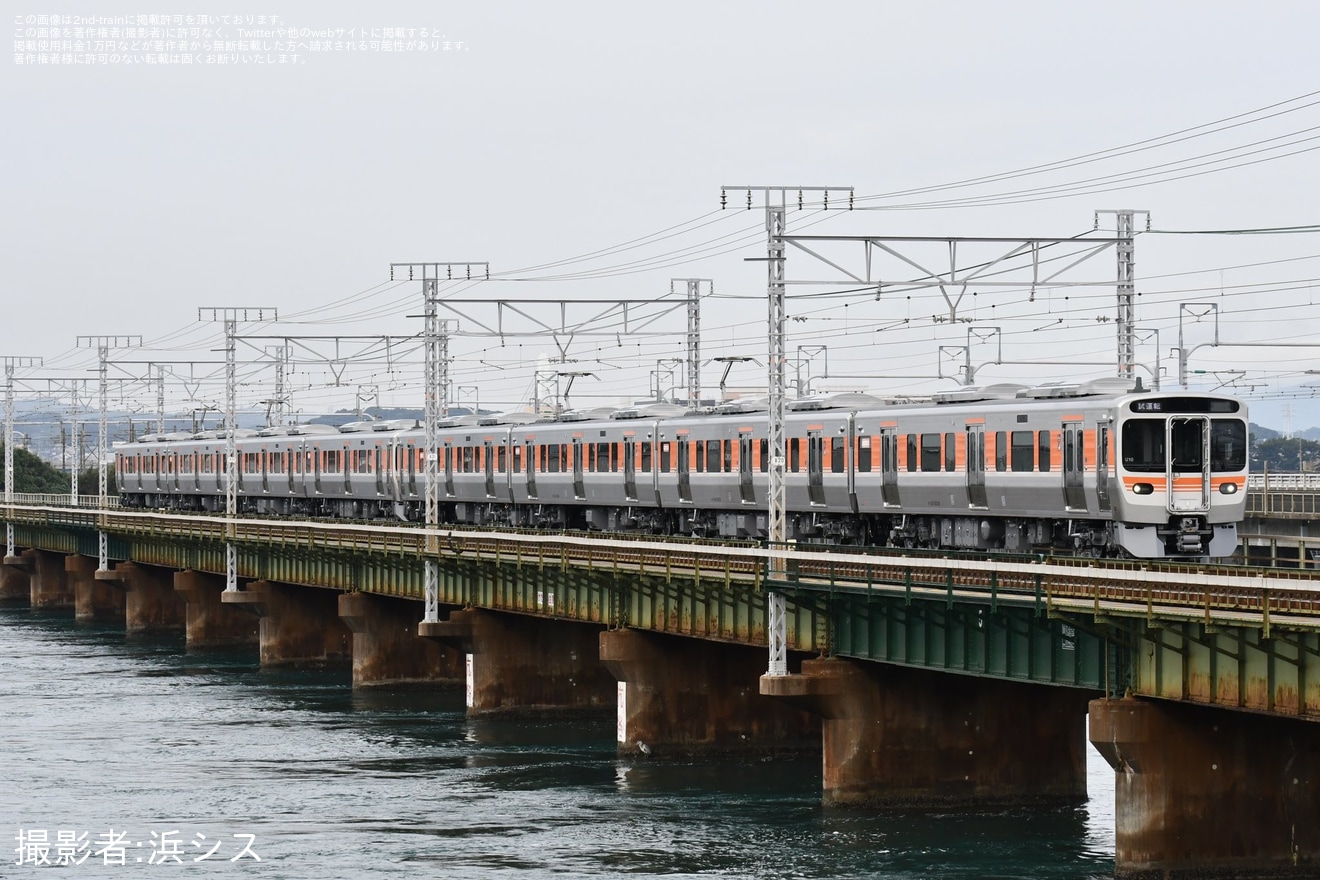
top-left (1, 605), bottom-right (1114, 878)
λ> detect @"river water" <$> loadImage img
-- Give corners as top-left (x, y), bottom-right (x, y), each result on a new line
top-left (1, 603), bottom-right (1116, 878)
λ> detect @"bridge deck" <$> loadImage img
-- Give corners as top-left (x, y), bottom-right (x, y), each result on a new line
top-left (4, 501), bottom-right (1319, 719)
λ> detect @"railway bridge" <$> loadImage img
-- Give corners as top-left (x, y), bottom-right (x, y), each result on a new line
top-left (3, 497), bottom-right (1319, 879)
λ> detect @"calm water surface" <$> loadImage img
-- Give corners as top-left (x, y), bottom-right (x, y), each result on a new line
top-left (0, 604), bottom-right (1115, 878)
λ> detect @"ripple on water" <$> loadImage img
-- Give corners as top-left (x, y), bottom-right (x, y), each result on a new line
top-left (1, 605), bottom-right (1114, 879)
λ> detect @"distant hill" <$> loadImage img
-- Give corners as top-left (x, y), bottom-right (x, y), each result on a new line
top-left (1251, 423), bottom-right (1281, 441)
top-left (1250, 423), bottom-right (1320, 442)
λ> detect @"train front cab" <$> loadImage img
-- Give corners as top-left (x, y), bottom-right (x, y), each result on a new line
top-left (1111, 395), bottom-right (1247, 559)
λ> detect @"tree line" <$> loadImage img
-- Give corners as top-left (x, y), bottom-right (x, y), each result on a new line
top-left (0, 443), bottom-right (114, 495)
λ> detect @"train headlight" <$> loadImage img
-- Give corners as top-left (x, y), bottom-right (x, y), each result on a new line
top-left (1132, 483), bottom-right (1154, 495)
top-left (1219, 482), bottom-right (1238, 495)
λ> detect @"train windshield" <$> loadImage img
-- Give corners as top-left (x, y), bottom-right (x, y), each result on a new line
top-left (1121, 418), bottom-right (1246, 473)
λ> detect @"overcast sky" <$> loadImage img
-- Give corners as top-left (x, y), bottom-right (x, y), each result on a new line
top-left (7, 1), bottom-right (1320, 431)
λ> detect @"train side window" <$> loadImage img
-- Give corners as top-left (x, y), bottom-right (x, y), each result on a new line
top-left (856, 436), bottom-right (872, 473)
top-left (906, 434), bottom-right (918, 472)
top-left (920, 433), bottom-right (941, 472)
top-left (943, 432), bottom-right (956, 472)
top-left (723, 439), bottom-right (733, 473)
top-left (640, 441), bottom-right (652, 473)
top-left (512, 445), bottom-right (522, 473)
top-left (704, 440), bottom-right (719, 472)
top-left (759, 438), bottom-right (769, 473)
top-left (995, 431), bottom-right (1007, 472)
top-left (695, 440), bottom-right (705, 472)
top-left (789, 438), bottom-right (800, 473)
top-left (831, 436), bottom-right (845, 473)
top-left (1037, 431), bottom-right (1052, 472)
top-left (1010, 431), bottom-right (1034, 472)
top-left (659, 441), bottom-right (672, 473)
top-left (496, 446), bottom-right (507, 472)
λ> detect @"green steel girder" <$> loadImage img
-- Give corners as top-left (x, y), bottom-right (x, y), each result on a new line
top-left (9, 521), bottom-right (796, 649)
top-left (1132, 619), bottom-right (1320, 718)
top-left (13, 524), bottom-right (130, 560)
top-left (10, 508), bottom-right (1320, 721)
top-left (825, 589), bottom-right (1117, 693)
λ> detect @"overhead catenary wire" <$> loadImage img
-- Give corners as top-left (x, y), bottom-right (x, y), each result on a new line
top-left (853, 88), bottom-right (1320, 202)
top-left (27, 89), bottom-right (1320, 423)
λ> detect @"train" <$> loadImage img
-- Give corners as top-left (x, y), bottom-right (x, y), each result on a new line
top-left (115, 377), bottom-right (1249, 560)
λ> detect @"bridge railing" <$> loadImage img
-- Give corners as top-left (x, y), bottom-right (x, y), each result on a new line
top-left (763, 540), bottom-right (1320, 635)
top-left (5, 502), bottom-right (1320, 634)
top-left (8, 493), bottom-right (120, 509)
top-left (1247, 472), bottom-right (1320, 490)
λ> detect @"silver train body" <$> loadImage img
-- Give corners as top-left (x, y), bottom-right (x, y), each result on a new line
top-left (116, 379), bottom-right (1249, 559)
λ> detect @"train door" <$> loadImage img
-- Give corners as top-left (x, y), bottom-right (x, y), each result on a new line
top-left (386, 438), bottom-right (400, 502)
top-left (1167, 416), bottom-right (1211, 513)
top-left (677, 439), bottom-right (691, 503)
top-left (572, 439), bottom-right (585, 499)
top-left (624, 439), bottom-right (637, 501)
top-left (1096, 421), bottom-right (1112, 513)
top-left (374, 445), bottom-right (385, 496)
top-left (738, 434), bottom-right (755, 503)
top-left (966, 424), bottom-right (987, 509)
top-left (484, 441), bottom-right (496, 497)
top-left (407, 443), bottom-right (417, 495)
top-left (807, 433), bottom-right (825, 506)
top-left (312, 446), bottom-right (322, 494)
top-left (261, 446), bottom-right (269, 493)
top-left (881, 427), bottom-right (900, 507)
top-left (1062, 421), bottom-right (1087, 511)
top-left (342, 445), bottom-right (352, 495)
top-left (846, 415), bottom-right (860, 514)
top-left (503, 429), bottom-right (516, 502)
top-left (525, 440), bottom-right (537, 499)
top-left (443, 443), bottom-right (455, 497)
top-left (648, 422), bottom-right (664, 507)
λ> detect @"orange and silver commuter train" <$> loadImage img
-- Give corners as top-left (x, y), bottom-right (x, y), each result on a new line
top-left (116, 377), bottom-right (1248, 559)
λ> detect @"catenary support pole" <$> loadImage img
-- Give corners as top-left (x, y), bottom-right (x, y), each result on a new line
top-left (199, 308), bottom-right (278, 593)
top-left (77, 336), bottom-right (142, 571)
top-left (3, 356), bottom-right (41, 559)
top-left (390, 261), bottom-right (488, 624)
top-left (720, 186), bottom-right (851, 676)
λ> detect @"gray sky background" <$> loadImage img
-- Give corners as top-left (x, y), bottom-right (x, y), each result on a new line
top-left (7, 1), bottom-right (1320, 431)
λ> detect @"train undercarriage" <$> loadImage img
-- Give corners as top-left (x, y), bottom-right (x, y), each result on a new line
top-left (120, 491), bottom-right (1232, 559)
